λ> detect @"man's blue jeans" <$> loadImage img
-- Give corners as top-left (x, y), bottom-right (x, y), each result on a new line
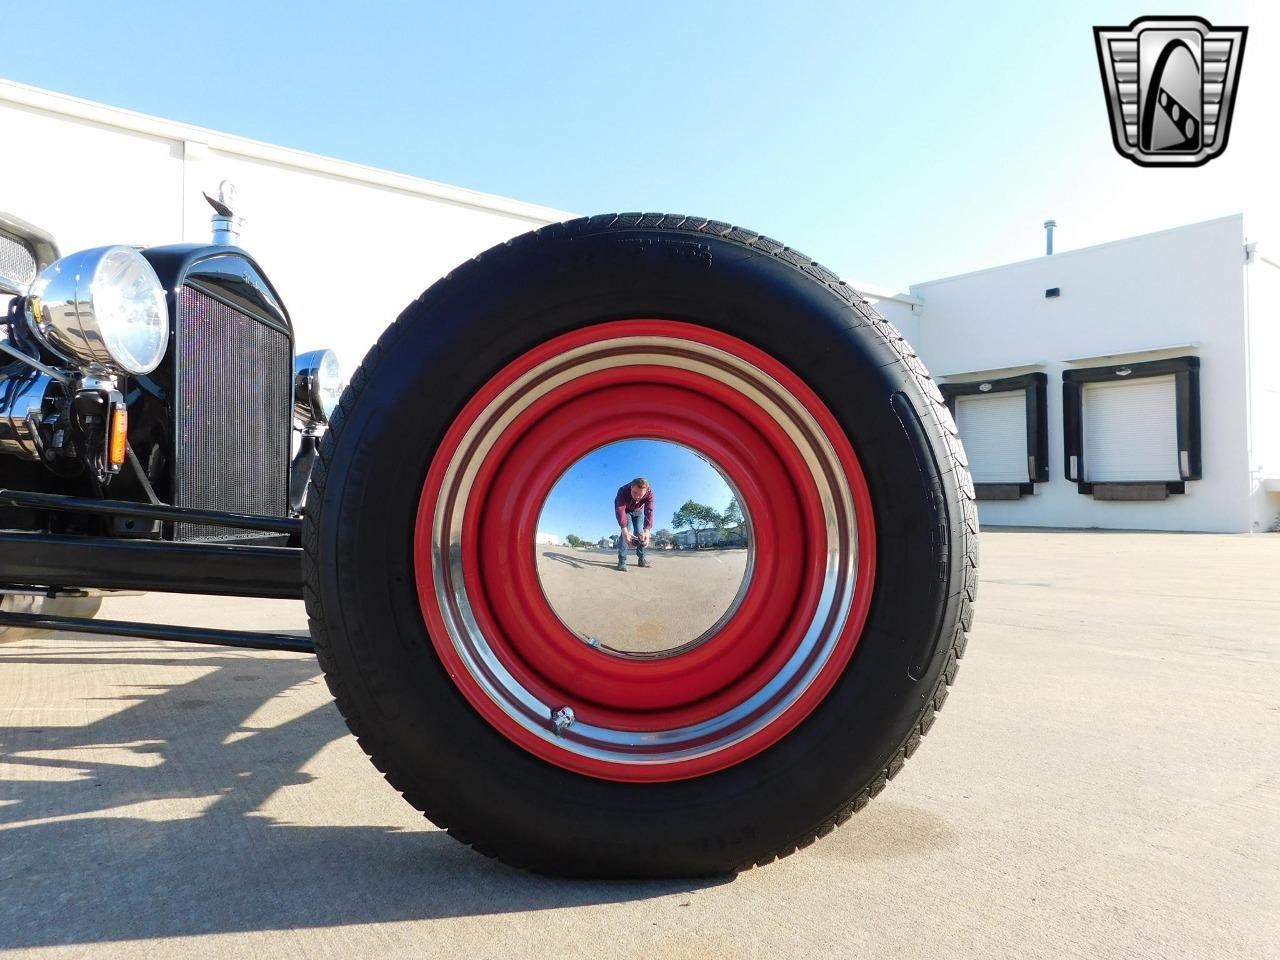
top-left (618, 510), bottom-right (647, 564)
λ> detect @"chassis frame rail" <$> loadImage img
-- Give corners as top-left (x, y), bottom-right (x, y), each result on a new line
top-left (0, 490), bottom-right (308, 650)
top-left (0, 533), bottom-right (303, 599)
top-left (0, 610), bottom-right (313, 653)
top-left (0, 488), bottom-right (303, 536)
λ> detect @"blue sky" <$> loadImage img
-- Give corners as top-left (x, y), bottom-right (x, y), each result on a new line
top-left (4, 1), bottom-right (1271, 289)
top-left (538, 440), bottom-right (736, 542)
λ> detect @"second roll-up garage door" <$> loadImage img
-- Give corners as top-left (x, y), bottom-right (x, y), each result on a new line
top-left (1082, 375), bottom-right (1180, 482)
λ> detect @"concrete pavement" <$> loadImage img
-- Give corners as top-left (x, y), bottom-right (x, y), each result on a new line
top-left (536, 546), bottom-right (748, 653)
top-left (0, 530), bottom-right (1277, 959)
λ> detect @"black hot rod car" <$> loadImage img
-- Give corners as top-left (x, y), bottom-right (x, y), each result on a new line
top-left (0, 198), bottom-right (976, 878)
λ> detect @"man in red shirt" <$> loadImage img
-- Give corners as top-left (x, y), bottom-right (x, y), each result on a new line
top-left (614, 477), bottom-right (654, 571)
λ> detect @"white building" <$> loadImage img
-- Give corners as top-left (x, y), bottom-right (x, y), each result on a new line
top-left (5, 81), bottom-right (1274, 533)
top-left (672, 529), bottom-right (699, 549)
top-left (0, 79), bottom-right (572, 373)
top-left (868, 215), bottom-right (1279, 533)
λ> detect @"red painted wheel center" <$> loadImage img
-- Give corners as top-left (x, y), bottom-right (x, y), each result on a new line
top-left (414, 320), bottom-right (876, 781)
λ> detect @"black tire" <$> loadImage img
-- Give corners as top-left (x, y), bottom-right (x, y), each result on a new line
top-left (303, 214), bottom-right (977, 878)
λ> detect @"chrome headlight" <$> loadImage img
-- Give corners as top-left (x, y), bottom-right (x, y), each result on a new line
top-left (294, 349), bottom-right (344, 430)
top-left (26, 246), bottom-right (169, 375)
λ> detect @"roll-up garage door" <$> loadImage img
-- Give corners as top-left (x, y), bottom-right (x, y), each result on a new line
top-left (1083, 375), bottom-right (1180, 481)
top-left (955, 391), bottom-right (1029, 483)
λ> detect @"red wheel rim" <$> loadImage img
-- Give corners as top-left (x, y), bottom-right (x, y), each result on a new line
top-left (414, 320), bottom-right (876, 782)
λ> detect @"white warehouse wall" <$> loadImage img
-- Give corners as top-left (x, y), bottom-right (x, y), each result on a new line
top-left (911, 215), bottom-right (1254, 533)
top-left (857, 288), bottom-right (921, 346)
top-left (1244, 251), bottom-right (1280, 530)
top-left (0, 80), bottom-right (575, 374)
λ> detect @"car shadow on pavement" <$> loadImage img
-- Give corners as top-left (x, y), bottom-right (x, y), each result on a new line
top-left (0, 639), bottom-right (723, 949)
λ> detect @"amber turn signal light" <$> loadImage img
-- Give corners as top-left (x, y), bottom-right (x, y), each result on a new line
top-left (108, 404), bottom-right (128, 470)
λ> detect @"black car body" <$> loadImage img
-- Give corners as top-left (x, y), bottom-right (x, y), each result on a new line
top-left (0, 198), bottom-right (334, 619)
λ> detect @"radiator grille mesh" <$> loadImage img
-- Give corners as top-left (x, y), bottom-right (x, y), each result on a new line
top-left (174, 285), bottom-right (290, 540)
top-left (0, 233), bottom-right (37, 289)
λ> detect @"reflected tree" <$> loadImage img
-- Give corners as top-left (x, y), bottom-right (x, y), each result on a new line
top-left (722, 497), bottom-right (746, 546)
top-left (672, 500), bottom-right (719, 548)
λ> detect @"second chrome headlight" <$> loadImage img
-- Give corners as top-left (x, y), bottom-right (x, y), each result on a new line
top-left (27, 246), bottom-right (169, 375)
top-left (294, 349), bottom-right (344, 431)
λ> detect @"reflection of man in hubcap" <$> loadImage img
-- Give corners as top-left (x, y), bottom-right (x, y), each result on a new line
top-left (614, 477), bottom-right (654, 571)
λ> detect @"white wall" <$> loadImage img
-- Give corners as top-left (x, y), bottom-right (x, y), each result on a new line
top-left (1245, 251), bottom-right (1280, 531)
top-left (860, 293), bottom-right (921, 346)
top-left (0, 81), bottom-right (574, 374)
top-left (848, 280), bottom-right (921, 345)
top-left (911, 215), bottom-right (1254, 533)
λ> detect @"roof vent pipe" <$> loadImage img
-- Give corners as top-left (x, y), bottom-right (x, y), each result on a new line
top-left (1043, 219), bottom-right (1057, 256)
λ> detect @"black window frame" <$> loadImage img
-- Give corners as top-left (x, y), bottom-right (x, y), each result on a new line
top-left (1062, 355), bottom-right (1201, 496)
top-left (940, 372), bottom-right (1048, 499)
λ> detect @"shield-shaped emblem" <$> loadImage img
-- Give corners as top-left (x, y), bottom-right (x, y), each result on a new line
top-left (1094, 16), bottom-right (1247, 167)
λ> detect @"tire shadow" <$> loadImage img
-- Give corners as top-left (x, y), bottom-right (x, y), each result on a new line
top-left (0, 638), bottom-right (723, 949)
